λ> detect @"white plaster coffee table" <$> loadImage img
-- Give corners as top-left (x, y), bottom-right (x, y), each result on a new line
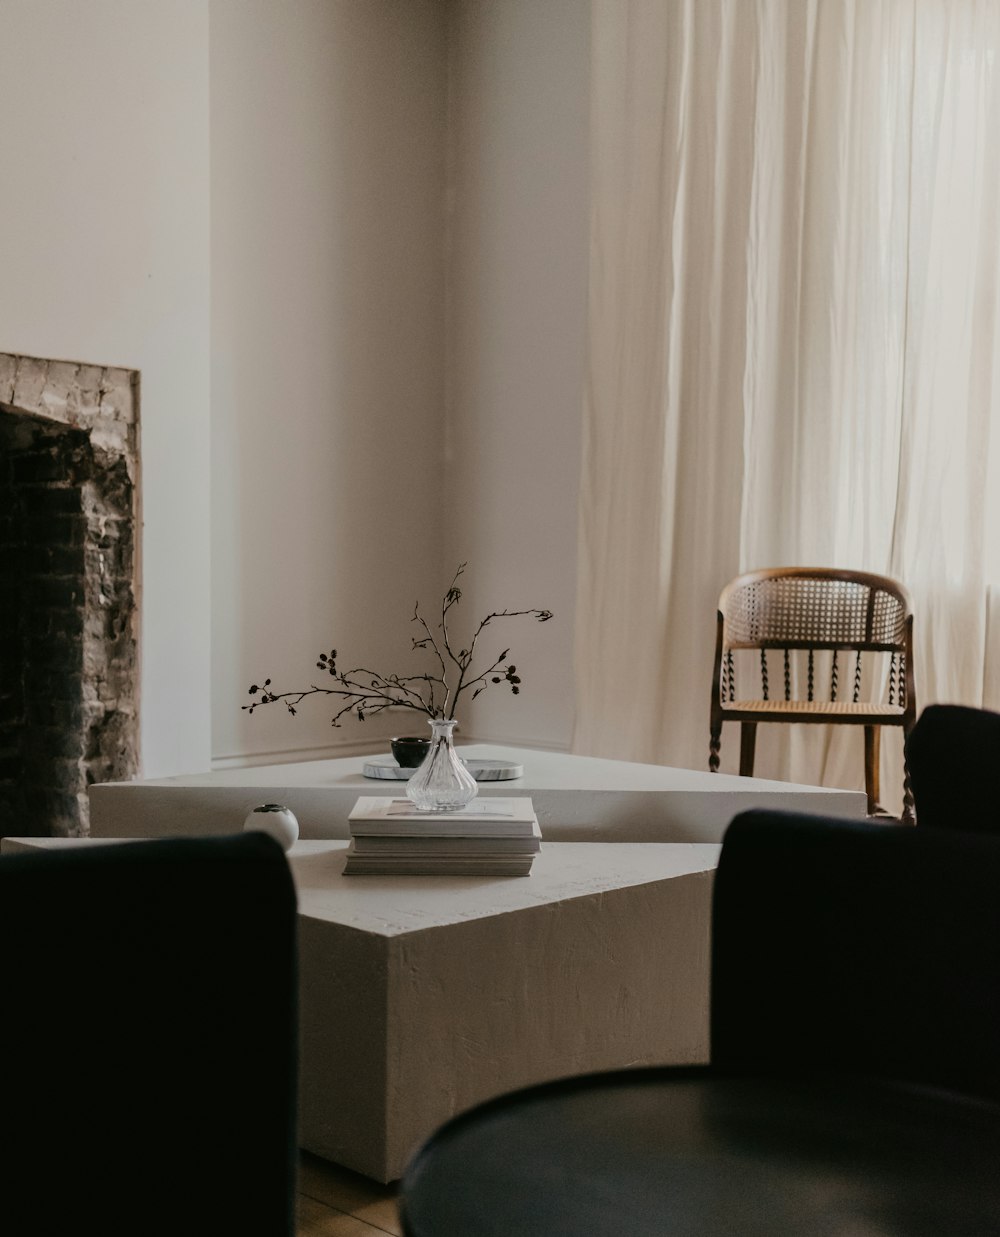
top-left (4, 835), bottom-right (719, 1183)
top-left (291, 839), bottom-right (720, 1181)
top-left (88, 744), bottom-right (866, 842)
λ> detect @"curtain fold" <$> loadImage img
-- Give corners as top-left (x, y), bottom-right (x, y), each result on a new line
top-left (575, 0), bottom-right (1000, 810)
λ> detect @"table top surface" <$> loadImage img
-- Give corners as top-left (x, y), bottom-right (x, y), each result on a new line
top-left (94, 743), bottom-right (863, 800)
top-left (291, 840), bottom-right (719, 934)
top-left (0, 838), bottom-right (720, 936)
top-left (400, 1066), bottom-right (1000, 1236)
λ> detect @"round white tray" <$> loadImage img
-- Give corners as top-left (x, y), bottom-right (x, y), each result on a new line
top-left (362, 756), bottom-right (524, 782)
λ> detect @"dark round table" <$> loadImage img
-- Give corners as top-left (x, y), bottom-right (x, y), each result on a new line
top-left (399, 1066), bottom-right (1000, 1236)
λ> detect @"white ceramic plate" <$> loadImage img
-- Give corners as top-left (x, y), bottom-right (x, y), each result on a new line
top-left (362, 756), bottom-right (524, 781)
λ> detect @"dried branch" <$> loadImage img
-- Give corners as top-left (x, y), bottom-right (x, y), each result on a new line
top-left (242, 565), bottom-right (553, 728)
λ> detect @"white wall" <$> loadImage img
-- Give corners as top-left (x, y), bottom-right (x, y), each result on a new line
top-left (210, 0), bottom-right (449, 765)
top-left (0, 0), bottom-right (590, 776)
top-left (211, 0), bottom-right (591, 764)
top-left (445, 0), bottom-right (591, 749)
top-left (0, 0), bottom-right (211, 778)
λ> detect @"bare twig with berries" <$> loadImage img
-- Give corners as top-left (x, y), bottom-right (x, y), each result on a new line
top-left (243, 563), bottom-right (552, 727)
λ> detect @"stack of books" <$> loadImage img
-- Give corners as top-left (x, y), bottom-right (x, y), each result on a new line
top-left (343, 796), bottom-right (541, 877)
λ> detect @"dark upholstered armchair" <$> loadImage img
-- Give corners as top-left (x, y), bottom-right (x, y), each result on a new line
top-left (904, 703), bottom-right (1000, 832)
top-left (711, 809), bottom-right (1000, 1102)
top-left (0, 832), bottom-right (299, 1237)
top-left (398, 810), bottom-right (1000, 1234)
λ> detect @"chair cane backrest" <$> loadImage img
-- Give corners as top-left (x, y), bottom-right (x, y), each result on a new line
top-left (716, 568), bottom-right (913, 710)
top-left (720, 570), bottom-right (910, 651)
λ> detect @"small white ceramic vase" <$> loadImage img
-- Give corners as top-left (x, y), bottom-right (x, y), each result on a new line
top-left (243, 803), bottom-right (299, 852)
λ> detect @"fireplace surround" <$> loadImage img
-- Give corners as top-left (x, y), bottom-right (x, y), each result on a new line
top-left (0, 353), bottom-right (139, 836)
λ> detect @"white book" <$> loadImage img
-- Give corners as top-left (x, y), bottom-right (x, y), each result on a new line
top-left (343, 852), bottom-right (535, 877)
top-left (351, 822), bottom-right (542, 856)
top-left (348, 796), bottom-right (538, 838)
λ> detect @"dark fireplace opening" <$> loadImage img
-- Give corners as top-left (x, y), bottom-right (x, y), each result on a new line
top-left (0, 354), bottom-right (139, 837)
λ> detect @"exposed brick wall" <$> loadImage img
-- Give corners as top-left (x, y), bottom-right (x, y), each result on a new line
top-left (0, 354), bottom-right (139, 837)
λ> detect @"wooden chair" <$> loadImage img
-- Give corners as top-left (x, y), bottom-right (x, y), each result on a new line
top-left (709, 567), bottom-right (916, 821)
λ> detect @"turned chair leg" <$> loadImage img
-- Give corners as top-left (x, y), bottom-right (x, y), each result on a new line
top-left (709, 724), bottom-right (722, 773)
top-left (863, 725), bottom-right (881, 816)
top-left (901, 758), bottom-right (916, 825)
top-left (739, 723), bottom-right (757, 778)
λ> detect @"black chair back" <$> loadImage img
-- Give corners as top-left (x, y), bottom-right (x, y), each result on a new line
top-left (905, 702), bottom-right (1000, 832)
top-left (1, 832), bottom-right (299, 1237)
top-left (711, 810), bottom-right (1000, 1102)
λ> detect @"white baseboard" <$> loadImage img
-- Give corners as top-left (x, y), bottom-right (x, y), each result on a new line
top-left (210, 736), bottom-right (387, 771)
top-left (456, 731), bottom-right (573, 753)
top-left (212, 730), bottom-right (573, 771)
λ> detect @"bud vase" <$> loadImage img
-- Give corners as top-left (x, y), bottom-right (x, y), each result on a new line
top-left (243, 803), bottom-right (299, 851)
top-left (406, 718), bottom-right (478, 812)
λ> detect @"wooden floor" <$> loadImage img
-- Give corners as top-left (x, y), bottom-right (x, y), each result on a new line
top-left (296, 1152), bottom-right (402, 1237)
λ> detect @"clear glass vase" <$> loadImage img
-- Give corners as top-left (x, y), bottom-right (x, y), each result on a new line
top-left (405, 718), bottom-right (479, 812)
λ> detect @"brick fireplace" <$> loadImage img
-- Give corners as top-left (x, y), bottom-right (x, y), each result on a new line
top-left (0, 353), bottom-right (139, 836)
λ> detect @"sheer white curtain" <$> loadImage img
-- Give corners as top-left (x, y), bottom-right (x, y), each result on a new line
top-left (574, 0), bottom-right (1000, 809)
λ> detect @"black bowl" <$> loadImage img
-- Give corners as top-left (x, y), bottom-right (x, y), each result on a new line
top-left (391, 736), bottom-right (431, 768)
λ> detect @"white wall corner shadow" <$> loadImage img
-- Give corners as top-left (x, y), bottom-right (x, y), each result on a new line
top-left (983, 586), bottom-right (1000, 712)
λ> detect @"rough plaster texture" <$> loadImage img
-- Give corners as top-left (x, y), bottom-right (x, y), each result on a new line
top-left (292, 840), bottom-right (718, 1181)
top-left (89, 744), bottom-right (867, 844)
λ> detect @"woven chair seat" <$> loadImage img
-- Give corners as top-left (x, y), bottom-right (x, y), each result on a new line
top-left (724, 700), bottom-right (906, 719)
